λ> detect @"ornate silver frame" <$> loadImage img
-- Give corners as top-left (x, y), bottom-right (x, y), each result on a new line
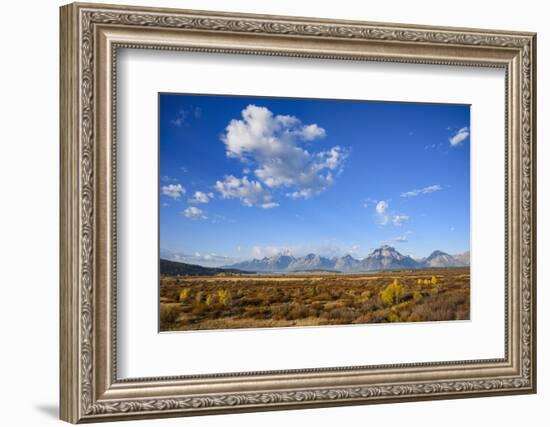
top-left (60, 2), bottom-right (537, 423)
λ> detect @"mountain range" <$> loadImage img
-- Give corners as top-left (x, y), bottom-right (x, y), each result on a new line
top-left (224, 245), bottom-right (469, 273)
top-left (160, 259), bottom-right (248, 276)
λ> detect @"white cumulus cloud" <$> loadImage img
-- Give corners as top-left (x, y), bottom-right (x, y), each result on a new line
top-left (296, 123), bottom-right (326, 140)
top-left (251, 245), bottom-right (292, 258)
top-left (189, 191), bottom-right (213, 204)
top-left (401, 184), bottom-right (443, 198)
top-left (261, 202), bottom-right (280, 209)
top-left (170, 106), bottom-right (202, 127)
top-left (286, 189), bottom-right (315, 199)
top-left (375, 200), bottom-right (390, 225)
top-left (449, 126), bottom-right (469, 146)
top-left (161, 183), bottom-right (185, 200)
top-left (250, 242), bottom-right (361, 259)
top-left (170, 110), bottom-right (187, 127)
top-left (392, 214), bottom-right (410, 226)
top-left (221, 104), bottom-right (348, 200)
top-left (375, 200), bottom-right (409, 226)
top-left (160, 248), bottom-right (236, 267)
top-left (215, 175), bottom-right (271, 207)
top-left (183, 206), bottom-right (207, 220)
top-left (375, 200), bottom-right (388, 215)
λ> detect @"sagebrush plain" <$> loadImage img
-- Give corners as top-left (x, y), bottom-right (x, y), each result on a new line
top-left (160, 267), bottom-right (469, 331)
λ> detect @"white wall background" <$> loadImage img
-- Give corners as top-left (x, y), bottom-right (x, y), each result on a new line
top-left (0, 0), bottom-right (545, 425)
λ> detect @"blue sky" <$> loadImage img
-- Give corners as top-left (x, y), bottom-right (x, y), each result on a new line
top-left (159, 93), bottom-right (470, 267)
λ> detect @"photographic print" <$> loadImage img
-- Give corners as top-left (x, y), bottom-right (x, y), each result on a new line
top-left (60, 6), bottom-right (536, 419)
top-left (159, 94), bottom-right (470, 332)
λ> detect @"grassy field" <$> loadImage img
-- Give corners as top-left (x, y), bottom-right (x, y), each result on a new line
top-left (159, 268), bottom-right (470, 331)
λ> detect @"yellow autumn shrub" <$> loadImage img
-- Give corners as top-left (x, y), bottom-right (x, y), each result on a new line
top-left (380, 279), bottom-right (403, 306)
top-left (217, 289), bottom-right (232, 306)
top-left (178, 288), bottom-right (190, 302)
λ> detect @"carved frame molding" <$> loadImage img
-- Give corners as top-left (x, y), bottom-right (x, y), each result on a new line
top-left (60, 2), bottom-right (536, 423)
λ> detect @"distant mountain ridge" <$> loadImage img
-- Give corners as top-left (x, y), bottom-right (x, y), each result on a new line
top-left (453, 250), bottom-right (470, 266)
top-left (224, 245), bottom-right (469, 273)
top-left (359, 246), bottom-right (419, 271)
top-left (160, 259), bottom-right (248, 276)
top-left (421, 250), bottom-right (463, 268)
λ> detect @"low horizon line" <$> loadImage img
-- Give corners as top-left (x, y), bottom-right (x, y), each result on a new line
top-left (161, 245), bottom-right (470, 268)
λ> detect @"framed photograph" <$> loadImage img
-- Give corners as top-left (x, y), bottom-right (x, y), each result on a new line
top-left (60, 2), bottom-right (537, 423)
top-left (158, 93), bottom-right (472, 332)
